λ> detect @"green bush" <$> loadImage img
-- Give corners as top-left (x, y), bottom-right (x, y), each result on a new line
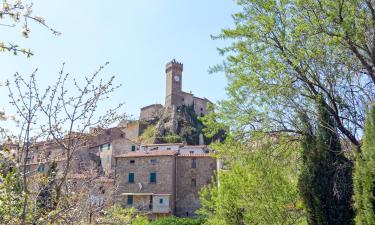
top-left (150, 217), bottom-right (203, 225)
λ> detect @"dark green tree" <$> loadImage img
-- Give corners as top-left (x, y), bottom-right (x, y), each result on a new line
top-left (36, 161), bottom-right (58, 213)
top-left (353, 106), bottom-right (375, 225)
top-left (299, 96), bottom-right (354, 225)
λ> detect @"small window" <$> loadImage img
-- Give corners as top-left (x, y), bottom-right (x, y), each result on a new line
top-left (127, 195), bottom-right (133, 205)
top-left (192, 158), bottom-right (197, 168)
top-left (131, 145), bottom-right (136, 152)
top-left (120, 134), bottom-right (124, 138)
top-left (159, 198), bottom-right (164, 204)
top-left (150, 159), bottom-right (157, 165)
top-left (189, 151), bottom-right (194, 154)
top-left (37, 164), bottom-right (45, 173)
top-left (128, 173), bottom-right (135, 183)
top-left (130, 160), bottom-right (135, 164)
top-left (150, 172), bottom-right (157, 183)
top-left (192, 178), bottom-right (197, 187)
top-left (200, 107), bottom-right (203, 111)
top-left (182, 98), bottom-right (184, 101)
top-left (166, 147), bottom-right (171, 150)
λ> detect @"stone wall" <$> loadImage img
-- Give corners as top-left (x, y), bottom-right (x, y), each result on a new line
top-left (140, 104), bottom-right (164, 121)
top-left (193, 97), bottom-right (210, 116)
top-left (175, 155), bottom-right (216, 217)
top-left (114, 155), bottom-right (176, 213)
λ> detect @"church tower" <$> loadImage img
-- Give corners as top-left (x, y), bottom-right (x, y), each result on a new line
top-left (165, 59), bottom-right (183, 106)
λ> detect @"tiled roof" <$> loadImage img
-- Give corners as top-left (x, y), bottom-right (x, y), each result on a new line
top-left (141, 143), bottom-right (183, 147)
top-left (178, 153), bottom-right (212, 157)
top-left (115, 150), bottom-right (178, 158)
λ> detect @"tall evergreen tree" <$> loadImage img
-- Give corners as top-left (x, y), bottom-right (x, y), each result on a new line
top-left (299, 95), bottom-right (354, 225)
top-left (353, 106), bottom-right (375, 225)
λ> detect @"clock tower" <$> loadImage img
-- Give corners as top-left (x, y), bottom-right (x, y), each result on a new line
top-left (165, 59), bottom-right (183, 106)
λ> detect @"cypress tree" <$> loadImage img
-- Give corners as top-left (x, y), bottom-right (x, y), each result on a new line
top-left (299, 95), bottom-right (354, 225)
top-left (353, 106), bottom-right (375, 225)
top-left (37, 161), bottom-right (58, 212)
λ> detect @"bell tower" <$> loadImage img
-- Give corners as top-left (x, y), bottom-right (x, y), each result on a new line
top-left (165, 59), bottom-right (183, 106)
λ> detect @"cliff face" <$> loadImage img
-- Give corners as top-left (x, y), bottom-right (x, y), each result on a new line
top-left (153, 105), bottom-right (205, 145)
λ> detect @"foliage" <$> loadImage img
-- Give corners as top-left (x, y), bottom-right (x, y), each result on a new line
top-left (98, 204), bottom-right (148, 225)
top-left (0, 147), bottom-right (24, 224)
top-left (353, 106), bottom-right (375, 225)
top-left (138, 125), bottom-right (156, 144)
top-left (211, 0), bottom-right (373, 151)
top-left (162, 134), bottom-right (182, 144)
top-left (36, 161), bottom-right (58, 213)
top-left (150, 216), bottom-right (203, 225)
top-left (198, 136), bottom-right (306, 225)
top-left (298, 96), bottom-right (354, 225)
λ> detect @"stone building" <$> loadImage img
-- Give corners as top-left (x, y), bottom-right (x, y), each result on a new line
top-left (10, 60), bottom-right (218, 220)
top-left (164, 59), bottom-right (211, 116)
top-left (114, 144), bottom-right (216, 218)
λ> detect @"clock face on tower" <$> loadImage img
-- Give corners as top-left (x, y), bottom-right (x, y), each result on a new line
top-left (174, 75), bottom-right (180, 82)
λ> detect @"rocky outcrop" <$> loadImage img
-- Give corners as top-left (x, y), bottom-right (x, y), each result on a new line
top-left (153, 105), bottom-right (205, 145)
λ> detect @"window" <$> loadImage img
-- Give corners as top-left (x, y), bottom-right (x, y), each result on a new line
top-left (131, 145), bottom-right (136, 152)
top-left (100, 143), bottom-right (111, 152)
top-left (150, 159), bottom-right (157, 165)
top-left (150, 172), bottom-right (157, 183)
top-left (130, 160), bottom-right (135, 164)
top-left (192, 158), bottom-right (197, 168)
top-left (189, 150), bottom-right (194, 154)
top-left (191, 178), bottom-right (197, 187)
top-left (120, 134), bottom-right (124, 138)
top-left (166, 147), bottom-right (171, 150)
top-left (37, 164), bottom-right (45, 173)
top-left (159, 198), bottom-right (164, 204)
top-left (128, 173), bottom-right (134, 183)
top-left (200, 107), bottom-right (203, 111)
top-left (127, 195), bottom-right (133, 205)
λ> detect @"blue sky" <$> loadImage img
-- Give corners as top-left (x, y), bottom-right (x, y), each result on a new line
top-left (0, 0), bottom-right (238, 122)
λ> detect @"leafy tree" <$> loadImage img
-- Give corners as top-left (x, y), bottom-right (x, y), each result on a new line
top-left (150, 216), bottom-right (203, 225)
top-left (353, 105), bottom-right (375, 224)
top-left (294, 0), bottom-right (375, 85)
top-left (299, 96), bottom-right (354, 225)
top-left (198, 136), bottom-right (306, 225)
top-left (36, 161), bottom-right (58, 213)
top-left (97, 204), bottom-right (148, 225)
top-left (211, 0), bottom-right (373, 152)
top-left (0, 147), bottom-right (24, 224)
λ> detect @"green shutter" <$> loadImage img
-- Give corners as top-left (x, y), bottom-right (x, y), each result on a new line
top-left (128, 173), bottom-right (134, 183)
top-left (150, 172), bottom-right (156, 183)
top-left (131, 145), bottom-right (136, 151)
top-left (127, 195), bottom-right (133, 205)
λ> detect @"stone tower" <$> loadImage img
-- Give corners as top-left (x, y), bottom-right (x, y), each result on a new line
top-left (165, 59), bottom-right (183, 106)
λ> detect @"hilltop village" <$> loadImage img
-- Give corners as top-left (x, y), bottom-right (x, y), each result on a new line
top-left (5, 59), bottom-right (219, 219)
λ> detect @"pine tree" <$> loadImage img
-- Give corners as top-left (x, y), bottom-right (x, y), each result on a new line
top-left (299, 95), bottom-right (354, 225)
top-left (353, 106), bottom-right (375, 225)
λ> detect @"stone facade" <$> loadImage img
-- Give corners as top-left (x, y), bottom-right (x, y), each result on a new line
top-left (176, 154), bottom-right (216, 217)
top-left (114, 145), bottom-right (216, 217)
top-left (114, 150), bottom-right (177, 216)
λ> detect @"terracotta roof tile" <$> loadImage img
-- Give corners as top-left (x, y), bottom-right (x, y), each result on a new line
top-left (115, 150), bottom-right (178, 158)
top-left (178, 153), bottom-right (212, 157)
